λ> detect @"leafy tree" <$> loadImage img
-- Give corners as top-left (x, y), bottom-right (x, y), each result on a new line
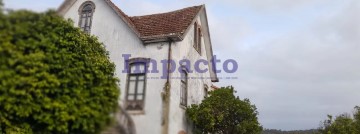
top-left (186, 86), bottom-right (262, 134)
top-left (318, 106), bottom-right (360, 134)
top-left (318, 114), bottom-right (356, 134)
top-left (0, 10), bottom-right (119, 133)
top-left (0, 0), bottom-right (3, 12)
top-left (354, 106), bottom-right (360, 133)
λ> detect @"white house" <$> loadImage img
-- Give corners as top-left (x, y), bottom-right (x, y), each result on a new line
top-left (57, 0), bottom-right (218, 134)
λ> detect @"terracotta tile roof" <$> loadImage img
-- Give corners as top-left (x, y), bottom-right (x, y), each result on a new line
top-left (58, 0), bottom-right (203, 42)
top-left (129, 5), bottom-right (203, 38)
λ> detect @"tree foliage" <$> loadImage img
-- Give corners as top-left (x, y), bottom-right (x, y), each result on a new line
top-left (186, 86), bottom-right (262, 134)
top-left (354, 106), bottom-right (360, 133)
top-left (0, 10), bottom-right (119, 133)
top-left (318, 106), bottom-right (360, 134)
top-left (0, 0), bottom-right (3, 13)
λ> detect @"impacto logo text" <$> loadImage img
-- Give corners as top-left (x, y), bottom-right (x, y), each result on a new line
top-left (121, 54), bottom-right (238, 79)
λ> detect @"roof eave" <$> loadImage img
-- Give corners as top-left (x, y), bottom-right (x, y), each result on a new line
top-left (203, 6), bottom-right (219, 82)
top-left (211, 79), bottom-right (219, 82)
top-left (142, 34), bottom-right (183, 44)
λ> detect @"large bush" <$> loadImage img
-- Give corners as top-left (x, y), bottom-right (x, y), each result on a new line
top-left (186, 86), bottom-right (262, 134)
top-left (0, 10), bottom-right (119, 133)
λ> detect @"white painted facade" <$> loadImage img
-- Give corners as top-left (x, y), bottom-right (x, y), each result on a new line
top-left (58, 0), bottom-right (217, 134)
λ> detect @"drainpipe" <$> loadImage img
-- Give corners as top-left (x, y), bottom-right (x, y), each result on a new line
top-left (161, 38), bottom-right (172, 134)
top-left (166, 39), bottom-right (172, 83)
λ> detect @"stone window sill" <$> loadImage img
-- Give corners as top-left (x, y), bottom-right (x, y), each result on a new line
top-left (127, 110), bottom-right (145, 115)
top-left (179, 104), bottom-right (187, 110)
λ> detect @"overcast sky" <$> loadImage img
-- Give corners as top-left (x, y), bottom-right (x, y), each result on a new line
top-left (4, 0), bottom-right (360, 131)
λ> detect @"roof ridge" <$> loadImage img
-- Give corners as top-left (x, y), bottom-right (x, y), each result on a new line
top-left (130, 5), bottom-right (204, 18)
top-left (127, 4), bottom-right (204, 41)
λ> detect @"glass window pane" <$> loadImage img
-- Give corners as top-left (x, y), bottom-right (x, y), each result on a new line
top-left (129, 76), bottom-right (137, 80)
top-left (139, 64), bottom-right (146, 73)
top-left (83, 5), bottom-right (93, 12)
top-left (183, 89), bottom-right (186, 99)
top-left (137, 95), bottom-right (143, 100)
top-left (181, 82), bottom-right (187, 105)
top-left (180, 90), bottom-right (183, 98)
top-left (138, 75), bottom-right (145, 80)
top-left (128, 81), bottom-right (136, 94)
top-left (130, 63), bottom-right (145, 73)
top-left (127, 95), bottom-right (135, 100)
top-left (87, 16), bottom-right (91, 26)
top-left (137, 80), bottom-right (144, 94)
top-left (81, 17), bottom-right (86, 27)
top-left (194, 24), bottom-right (198, 47)
top-left (183, 84), bottom-right (186, 90)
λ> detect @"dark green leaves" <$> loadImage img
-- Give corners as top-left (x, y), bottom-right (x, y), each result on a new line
top-left (318, 106), bottom-right (360, 134)
top-left (186, 86), bottom-right (262, 134)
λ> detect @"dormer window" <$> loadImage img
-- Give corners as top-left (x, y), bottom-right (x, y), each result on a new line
top-left (193, 22), bottom-right (202, 55)
top-left (78, 2), bottom-right (95, 33)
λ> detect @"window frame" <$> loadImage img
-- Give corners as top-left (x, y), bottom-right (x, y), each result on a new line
top-left (180, 69), bottom-right (188, 107)
top-left (193, 22), bottom-right (202, 55)
top-left (125, 58), bottom-right (150, 111)
top-left (204, 84), bottom-right (208, 98)
top-left (78, 1), bottom-right (95, 34)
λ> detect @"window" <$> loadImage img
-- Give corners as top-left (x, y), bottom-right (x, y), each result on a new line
top-left (78, 2), bottom-right (95, 33)
top-left (180, 70), bottom-right (188, 107)
top-left (204, 85), bottom-right (208, 98)
top-left (126, 62), bottom-right (147, 111)
top-left (193, 22), bottom-right (202, 54)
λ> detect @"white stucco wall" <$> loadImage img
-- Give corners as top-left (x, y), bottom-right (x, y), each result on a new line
top-left (168, 15), bottom-right (213, 134)
top-left (62, 1), bottom-right (214, 134)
